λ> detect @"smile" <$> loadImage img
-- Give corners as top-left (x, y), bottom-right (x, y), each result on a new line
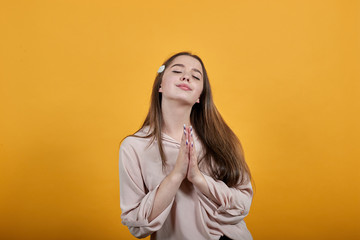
top-left (176, 84), bottom-right (192, 91)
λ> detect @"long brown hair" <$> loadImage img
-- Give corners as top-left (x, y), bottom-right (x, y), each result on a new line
top-left (131, 51), bottom-right (251, 187)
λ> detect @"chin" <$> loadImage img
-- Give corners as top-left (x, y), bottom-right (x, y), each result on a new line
top-left (164, 94), bottom-right (195, 106)
top-left (173, 97), bottom-right (194, 106)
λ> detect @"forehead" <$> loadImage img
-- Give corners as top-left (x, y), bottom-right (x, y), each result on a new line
top-left (170, 55), bottom-right (202, 70)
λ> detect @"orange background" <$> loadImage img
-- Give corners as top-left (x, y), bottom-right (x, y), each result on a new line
top-left (1, 0), bottom-right (359, 239)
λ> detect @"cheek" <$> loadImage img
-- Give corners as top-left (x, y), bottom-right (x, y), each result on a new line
top-left (161, 75), bottom-right (175, 86)
top-left (160, 77), bottom-right (175, 92)
top-left (196, 85), bottom-right (203, 96)
top-left (161, 80), bottom-right (171, 90)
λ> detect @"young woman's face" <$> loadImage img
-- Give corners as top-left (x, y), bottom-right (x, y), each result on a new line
top-left (159, 55), bottom-right (203, 105)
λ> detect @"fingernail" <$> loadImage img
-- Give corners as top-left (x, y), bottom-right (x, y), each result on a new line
top-left (184, 129), bottom-right (186, 135)
top-left (186, 140), bottom-right (188, 145)
top-left (190, 126), bottom-right (193, 131)
top-left (191, 142), bottom-right (193, 147)
top-left (183, 124), bottom-right (186, 130)
top-left (191, 132), bottom-right (193, 137)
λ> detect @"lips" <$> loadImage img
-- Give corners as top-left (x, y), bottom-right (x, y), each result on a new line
top-left (176, 84), bottom-right (192, 91)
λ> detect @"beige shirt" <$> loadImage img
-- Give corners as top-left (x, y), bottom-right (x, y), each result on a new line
top-left (119, 126), bottom-right (253, 240)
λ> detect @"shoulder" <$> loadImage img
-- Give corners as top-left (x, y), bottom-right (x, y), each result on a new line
top-left (119, 127), bottom-right (153, 151)
top-left (119, 127), bottom-right (154, 169)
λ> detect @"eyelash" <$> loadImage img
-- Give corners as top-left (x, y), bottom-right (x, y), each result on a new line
top-left (172, 71), bottom-right (200, 80)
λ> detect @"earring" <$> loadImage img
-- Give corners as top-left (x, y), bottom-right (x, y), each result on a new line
top-left (196, 99), bottom-right (200, 103)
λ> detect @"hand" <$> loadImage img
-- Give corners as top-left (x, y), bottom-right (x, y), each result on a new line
top-left (171, 124), bottom-right (190, 181)
top-left (186, 126), bottom-right (203, 184)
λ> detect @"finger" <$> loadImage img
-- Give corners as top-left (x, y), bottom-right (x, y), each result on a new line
top-left (186, 127), bottom-right (191, 143)
top-left (189, 126), bottom-right (196, 161)
top-left (189, 143), bottom-right (194, 165)
top-left (182, 124), bottom-right (190, 154)
top-left (189, 125), bottom-right (193, 144)
top-left (190, 132), bottom-right (196, 153)
top-left (190, 141), bottom-right (195, 162)
top-left (190, 126), bottom-right (195, 149)
top-left (182, 124), bottom-right (186, 140)
top-left (187, 126), bottom-right (192, 157)
top-left (180, 124), bottom-right (188, 150)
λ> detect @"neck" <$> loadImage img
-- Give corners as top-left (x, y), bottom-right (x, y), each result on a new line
top-left (161, 100), bottom-right (192, 142)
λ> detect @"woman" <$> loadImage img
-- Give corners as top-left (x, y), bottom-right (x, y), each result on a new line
top-left (119, 52), bottom-right (253, 240)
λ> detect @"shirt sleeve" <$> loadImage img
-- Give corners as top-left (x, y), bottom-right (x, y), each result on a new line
top-left (119, 138), bottom-right (174, 238)
top-left (196, 173), bottom-right (253, 225)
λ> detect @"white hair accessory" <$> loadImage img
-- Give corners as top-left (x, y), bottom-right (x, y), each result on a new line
top-left (157, 65), bottom-right (165, 73)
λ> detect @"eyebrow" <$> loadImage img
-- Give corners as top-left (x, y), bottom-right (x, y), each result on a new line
top-left (170, 64), bottom-right (202, 76)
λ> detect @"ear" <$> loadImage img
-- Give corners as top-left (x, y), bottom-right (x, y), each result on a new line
top-left (196, 98), bottom-right (200, 103)
top-left (159, 84), bottom-right (162, 93)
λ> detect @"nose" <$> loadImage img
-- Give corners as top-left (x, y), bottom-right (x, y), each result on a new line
top-left (181, 73), bottom-right (190, 82)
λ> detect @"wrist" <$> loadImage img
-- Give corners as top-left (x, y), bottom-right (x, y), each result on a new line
top-left (169, 171), bottom-right (185, 185)
top-left (189, 171), bottom-right (205, 186)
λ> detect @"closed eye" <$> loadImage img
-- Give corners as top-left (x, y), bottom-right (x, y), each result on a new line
top-left (173, 71), bottom-right (200, 80)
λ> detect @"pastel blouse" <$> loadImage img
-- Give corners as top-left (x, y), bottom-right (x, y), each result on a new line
top-left (119, 126), bottom-right (253, 240)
